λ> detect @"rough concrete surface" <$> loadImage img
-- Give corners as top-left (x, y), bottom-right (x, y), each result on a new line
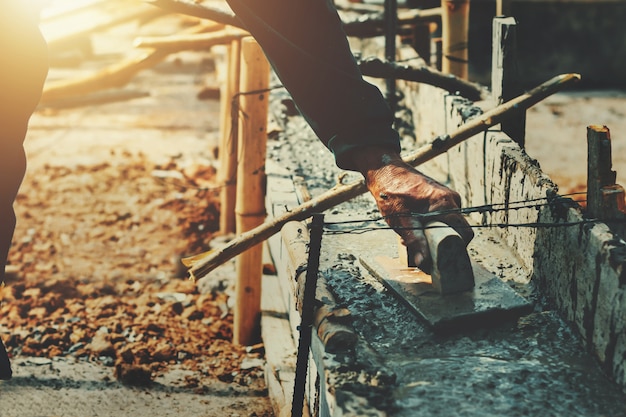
top-left (266, 85), bottom-right (626, 415)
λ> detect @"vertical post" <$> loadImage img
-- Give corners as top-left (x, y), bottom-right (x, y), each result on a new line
top-left (219, 36), bottom-right (242, 235)
top-left (491, 16), bottom-right (526, 147)
top-left (496, 0), bottom-right (512, 16)
top-left (412, 23), bottom-right (432, 66)
top-left (441, 0), bottom-right (469, 79)
top-left (587, 125), bottom-right (626, 237)
top-left (234, 37), bottom-right (270, 346)
top-left (384, 0), bottom-right (397, 110)
top-left (292, 214), bottom-right (325, 417)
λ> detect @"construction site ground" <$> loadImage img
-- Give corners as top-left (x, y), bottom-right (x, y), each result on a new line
top-left (2, 3), bottom-right (626, 417)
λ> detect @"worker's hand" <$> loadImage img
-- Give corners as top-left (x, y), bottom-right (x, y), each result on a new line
top-left (351, 146), bottom-right (474, 270)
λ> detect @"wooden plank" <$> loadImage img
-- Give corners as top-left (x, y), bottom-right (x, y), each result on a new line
top-left (360, 255), bottom-right (532, 333)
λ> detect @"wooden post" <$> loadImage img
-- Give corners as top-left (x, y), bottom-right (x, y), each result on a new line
top-left (441, 0), bottom-right (469, 79)
top-left (496, 0), bottom-right (512, 16)
top-left (292, 214), bottom-right (325, 417)
top-left (384, 0), bottom-right (398, 109)
top-left (218, 37), bottom-right (242, 235)
top-left (234, 37), bottom-right (270, 346)
top-left (587, 125), bottom-right (626, 236)
top-left (411, 23), bottom-right (432, 66)
top-left (492, 16), bottom-right (526, 147)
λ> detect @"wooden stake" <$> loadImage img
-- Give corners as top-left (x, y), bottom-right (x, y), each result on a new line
top-left (233, 37), bottom-right (270, 346)
top-left (292, 214), bottom-right (325, 417)
top-left (491, 16), bottom-right (526, 146)
top-left (133, 27), bottom-right (249, 50)
top-left (182, 73), bottom-right (581, 280)
top-left (218, 37), bottom-right (242, 235)
top-left (496, 0), bottom-right (512, 16)
top-left (143, 0), bottom-right (244, 29)
top-left (358, 57), bottom-right (486, 101)
top-left (441, 0), bottom-right (469, 79)
top-left (586, 125), bottom-right (626, 236)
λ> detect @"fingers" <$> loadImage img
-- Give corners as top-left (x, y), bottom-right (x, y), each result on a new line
top-left (363, 160), bottom-right (474, 269)
top-left (396, 216), bottom-right (431, 271)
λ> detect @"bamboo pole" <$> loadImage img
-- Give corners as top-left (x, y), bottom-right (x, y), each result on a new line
top-left (133, 27), bottom-right (249, 50)
top-left (182, 73), bottom-right (581, 280)
top-left (441, 0), bottom-right (469, 79)
top-left (496, 0), bottom-right (512, 16)
top-left (342, 7), bottom-right (442, 38)
top-left (143, 0), bottom-right (244, 28)
top-left (358, 57), bottom-right (486, 101)
top-left (40, 22), bottom-right (225, 103)
top-left (233, 37), bottom-right (270, 346)
top-left (219, 37), bottom-right (242, 235)
top-left (42, 3), bottom-right (166, 54)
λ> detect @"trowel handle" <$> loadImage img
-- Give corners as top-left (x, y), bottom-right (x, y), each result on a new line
top-left (423, 221), bottom-right (475, 295)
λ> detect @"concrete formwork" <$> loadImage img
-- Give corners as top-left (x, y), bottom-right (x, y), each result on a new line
top-left (407, 75), bottom-right (626, 390)
top-left (260, 42), bottom-right (626, 417)
top-left (264, 76), bottom-right (626, 416)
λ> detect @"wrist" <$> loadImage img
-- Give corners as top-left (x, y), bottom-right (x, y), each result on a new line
top-left (349, 145), bottom-right (403, 177)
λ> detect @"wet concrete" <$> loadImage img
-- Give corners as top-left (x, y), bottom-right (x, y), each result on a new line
top-left (267, 96), bottom-right (626, 416)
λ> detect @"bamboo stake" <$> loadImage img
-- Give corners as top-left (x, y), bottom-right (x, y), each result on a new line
top-left (183, 73), bottom-right (581, 280)
top-left (342, 7), bottom-right (442, 38)
top-left (358, 57), bottom-right (486, 101)
top-left (233, 38), bottom-right (270, 346)
top-left (441, 0), bottom-right (469, 79)
top-left (496, 0), bottom-right (512, 16)
top-left (133, 27), bottom-right (249, 50)
top-left (218, 37), bottom-right (242, 235)
top-left (144, 0), bottom-right (441, 38)
top-left (40, 22), bottom-right (226, 103)
top-left (143, 0), bottom-right (244, 28)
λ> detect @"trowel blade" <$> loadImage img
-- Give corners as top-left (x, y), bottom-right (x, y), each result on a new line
top-left (360, 255), bottom-right (532, 333)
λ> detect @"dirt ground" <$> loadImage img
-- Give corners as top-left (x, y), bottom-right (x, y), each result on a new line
top-left (1, 6), bottom-right (274, 417)
top-left (2, 2), bottom-right (626, 417)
